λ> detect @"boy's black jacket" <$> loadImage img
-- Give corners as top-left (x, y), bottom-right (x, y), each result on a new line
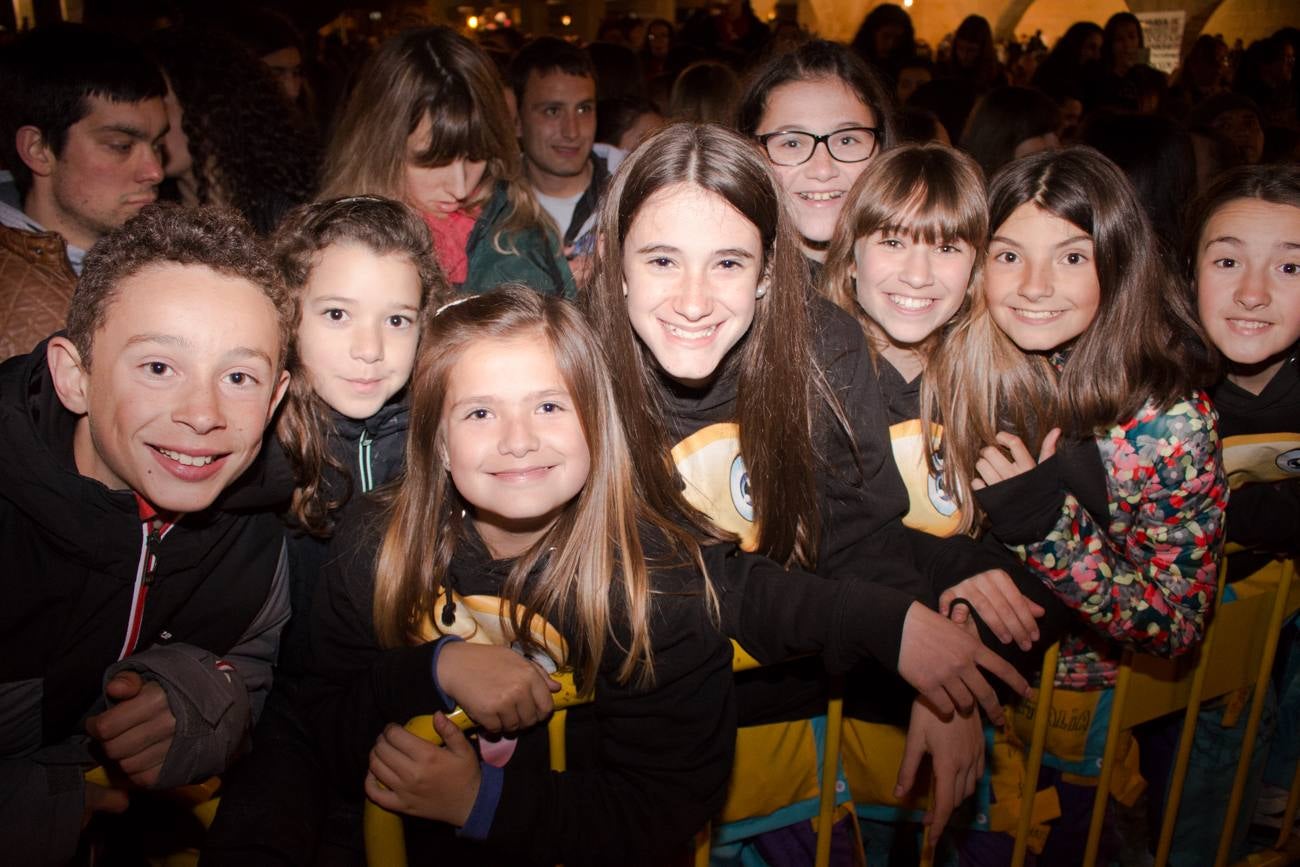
top-left (0, 337), bottom-right (282, 741)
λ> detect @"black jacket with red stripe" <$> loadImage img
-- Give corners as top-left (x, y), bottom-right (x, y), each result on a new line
top-left (0, 339), bottom-right (289, 865)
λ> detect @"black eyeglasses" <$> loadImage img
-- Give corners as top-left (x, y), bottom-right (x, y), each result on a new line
top-left (756, 127), bottom-right (880, 166)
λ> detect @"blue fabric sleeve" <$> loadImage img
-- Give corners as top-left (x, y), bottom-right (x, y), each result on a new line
top-left (456, 762), bottom-right (504, 839)
top-left (429, 635), bottom-right (463, 712)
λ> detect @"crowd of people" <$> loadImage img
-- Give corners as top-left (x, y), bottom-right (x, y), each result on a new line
top-left (0, 3), bottom-right (1296, 866)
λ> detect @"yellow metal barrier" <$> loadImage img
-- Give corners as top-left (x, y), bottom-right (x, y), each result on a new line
top-left (1002, 555), bottom-right (1300, 867)
top-left (689, 647), bottom-right (848, 867)
top-left (1217, 559), bottom-right (1296, 867)
top-left (1011, 642), bottom-right (1062, 867)
top-left (1154, 565), bottom-right (1230, 867)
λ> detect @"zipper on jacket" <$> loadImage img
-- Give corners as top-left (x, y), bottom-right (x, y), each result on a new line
top-left (358, 430), bottom-right (375, 493)
top-left (117, 516), bottom-right (175, 660)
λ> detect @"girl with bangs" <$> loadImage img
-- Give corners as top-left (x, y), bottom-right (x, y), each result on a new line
top-left (304, 286), bottom-right (733, 865)
top-left (319, 27), bottom-right (574, 297)
top-left (820, 144), bottom-right (1067, 857)
top-left (924, 147), bottom-right (1227, 861)
top-left (581, 123), bottom-right (1036, 858)
top-left (822, 144), bottom-right (1060, 632)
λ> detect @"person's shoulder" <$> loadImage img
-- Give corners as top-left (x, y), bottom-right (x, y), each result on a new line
top-left (807, 294), bottom-right (868, 359)
top-left (324, 493), bottom-right (390, 573)
top-left (1128, 390), bottom-right (1219, 443)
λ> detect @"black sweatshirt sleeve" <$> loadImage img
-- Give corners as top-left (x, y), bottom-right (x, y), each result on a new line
top-left (1224, 480), bottom-right (1300, 554)
top-left (811, 300), bottom-right (929, 662)
top-left (299, 501), bottom-right (442, 796)
top-left (925, 534), bottom-right (1073, 692)
top-left (713, 545), bottom-right (916, 674)
top-left (482, 565), bottom-right (736, 867)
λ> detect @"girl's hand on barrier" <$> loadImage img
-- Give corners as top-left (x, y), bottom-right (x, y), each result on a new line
top-left (896, 696), bottom-right (984, 843)
top-left (940, 569), bottom-right (1045, 651)
top-left (898, 602), bottom-right (1031, 727)
top-left (436, 641), bottom-right (561, 733)
top-left (366, 715), bottom-right (481, 826)
top-left (971, 428), bottom-right (1060, 490)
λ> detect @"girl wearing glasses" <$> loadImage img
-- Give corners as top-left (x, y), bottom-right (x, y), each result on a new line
top-left (738, 40), bottom-right (895, 280)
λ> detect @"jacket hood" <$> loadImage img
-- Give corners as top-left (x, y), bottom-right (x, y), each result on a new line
top-left (0, 339), bottom-right (148, 569)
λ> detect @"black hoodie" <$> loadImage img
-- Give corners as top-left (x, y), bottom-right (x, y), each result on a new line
top-left (0, 338), bottom-right (288, 865)
top-left (1211, 351), bottom-right (1300, 580)
top-left (303, 501), bottom-right (735, 867)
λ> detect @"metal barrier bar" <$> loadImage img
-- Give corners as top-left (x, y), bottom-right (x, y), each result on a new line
top-left (814, 694), bottom-right (845, 867)
top-left (1154, 565), bottom-right (1232, 867)
top-left (1011, 642), bottom-right (1061, 867)
top-left (1215, 559), bottom-right (1296, 867)
top-left (548, 709), bottom-right (568, 772)
top-left (1083, 650), bottom-right (1135, 867)
top-left (1277, 758), bottom-right (1300, 851)
top-left (919, 776), bottom-right (936, 867)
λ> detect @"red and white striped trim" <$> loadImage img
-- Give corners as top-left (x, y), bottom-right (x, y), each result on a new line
top-left (116, 519), bottom-right (177, 661)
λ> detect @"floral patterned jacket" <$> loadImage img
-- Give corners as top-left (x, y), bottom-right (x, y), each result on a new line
top-left (975, 392), bottom-right (1228, 689)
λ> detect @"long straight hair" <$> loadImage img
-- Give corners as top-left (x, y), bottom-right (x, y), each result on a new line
top-left (371, 286), bottom-right (709, 690)
top-left (317, 27), bottom-right (548, 253)
top-left (581, 122), bottom-right (826, 569)
top-left (927, 147), bottom-right (1214, 529)
top-left (272, 195), bottom-right (448, 536)
top-left (821, 143), bottom-right (988, 365)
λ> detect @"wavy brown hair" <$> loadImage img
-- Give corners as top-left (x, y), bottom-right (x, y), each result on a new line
top-left (372, 286), bottom-right (711, 690)
top-left (69, 204), bottom-right (290, 371)
top-left (272, 196), bottom-right (448, 536)
top-left (317, 27), bottom-right (548, 255)
top-left (581, 122), bottom-right (830, 569)
top-left (926, 147), bottom-right (1214, 529)
top-left (822, 143), bottom-right (987, 365)
top-left (148, 28), bottom-right (319, 235)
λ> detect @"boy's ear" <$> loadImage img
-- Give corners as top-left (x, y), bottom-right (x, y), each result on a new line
top-left (266, 369), bottom-right (292, 423)
top-left (15, 126), bottom-right (55, 179)
top-left (47, 337), bottom-right (90, 415)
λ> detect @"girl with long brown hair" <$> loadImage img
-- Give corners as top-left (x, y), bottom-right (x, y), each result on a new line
top-left (581, 122), bottom-right (1035, 851)
top-left (303, 286), bottom-right (734, 865)
top-left (319, 27), bottom-right (574, 297)
top-left (736, 40), bottom-right (896, 276)
top-left (925, 147), bottom-right (1227, 861)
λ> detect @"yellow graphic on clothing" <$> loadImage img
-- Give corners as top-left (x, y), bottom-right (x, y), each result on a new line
top-left (671, 422), bottom-right (759, 551)
top-left (417, 591), bottom-right (568, 672)
top-left (1222, 431), bottom-right (1300, 488)
top-left (889, 419), bottom-right (962, 537)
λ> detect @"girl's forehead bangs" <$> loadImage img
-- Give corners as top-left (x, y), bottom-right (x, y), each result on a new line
top-left (411, 98), bottom-right (493, 166)
top-left (878, 188), bottom-right (985, 246)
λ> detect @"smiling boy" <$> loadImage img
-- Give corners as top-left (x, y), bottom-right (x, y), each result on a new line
top-left (0, 205), bottom-right (292, 863)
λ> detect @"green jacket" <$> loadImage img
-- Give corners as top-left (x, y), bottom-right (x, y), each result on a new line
top-left (463, 181), bottom-right (575, 298)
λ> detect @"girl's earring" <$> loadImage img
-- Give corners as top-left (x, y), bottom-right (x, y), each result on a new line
top-left (756, 283), bottom-right (768, 299)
